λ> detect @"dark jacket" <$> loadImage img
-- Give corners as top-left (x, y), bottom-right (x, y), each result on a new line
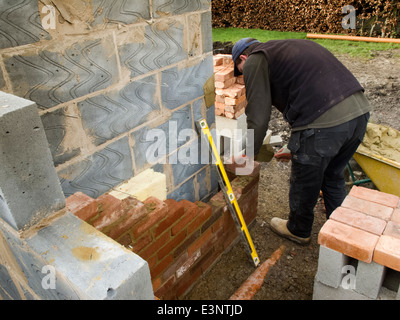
top-left (243, 39), bottom-right (364, 154)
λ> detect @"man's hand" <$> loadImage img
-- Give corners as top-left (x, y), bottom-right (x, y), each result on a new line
top-left (274, 145), bottom-right (291, 161)
top-left (224, 154), bottom-right (258, 176)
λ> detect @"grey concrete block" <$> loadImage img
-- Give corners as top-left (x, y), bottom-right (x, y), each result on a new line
top-left (41, 108), bottom-right (82, 166)
top-left (0, 92), bottom-right (65, 230)
top-left (118, 22), bottom-right (187, 78)
top-left (78, 75), bottom-right (160, 146)
top-left (153, 0), bottom-right (210, 17)
top-left (26, 212), bottom-right (154, 299)
top-left (0, 220), bottom-right (82, 300)
top-left (171, 138), bottom-right (206, 186)
top-left (91, 0), bottom-right (151, 28)
top-left (356, 261), bottom-right (386, 299)
top-left (313, 279), bottom-right (371, 300)
top-left (168, 176), bottom-right (196, 202)
top-left (161, 56), bottom-right (214, 110)
top-left (201, 11), bottom-right (213, 54)
top-left (0, 1), bottom-right (50, 49)
top-left (0, 210), bottom-right (153, 300)
top-left (4, 36), bottom-right (119, 109)
top-left (59, 136), bottom-right (133, 198)
top-left (316, 246), bottom-right (350, 288)
top-left (131, 104), bottom-right (193, 171)
top-left (196, 167), bottom-right (210, 201)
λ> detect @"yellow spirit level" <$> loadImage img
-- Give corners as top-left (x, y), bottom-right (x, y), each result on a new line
top-left (196, 119), bottom-right (260, 267)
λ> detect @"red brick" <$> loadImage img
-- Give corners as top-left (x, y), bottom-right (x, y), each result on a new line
top-left (373, 235), bottom-right (400, 272)
top-left (152, 277), bottom-right (162, 293)
top-left (155, 199), bottom-right (185, 237)
top-left (157, 229), bottom-right (187, 260)
top-left (213, 56), bottom-right (223, 66)
top-left (66, 192), bottom-right (98, 221)
top-left (215, 94), bottom-right (225, 103)
top-left (223, 83), bottom-right (246, 98)
top-left (188, 228), bottom-right (213, 256)
top-left (151, 254), bottom-right (173, 279)
top-left (225, 94), bottom-right (246, 106)
top-left (171, 200), bottom-right (198, 236)
top-left (175, 267), bottom-right (202, 298)
top-left (130, 232), bottom-right (152, 253)
top-left (349, 186), bottom-right (399, 208)
top-left (106, 198), bottom-right (148, 239)
top-left (187, 203), bottom-right (212, 234)
top-left (215, 77), bottom-right (236, 89)
top-left (391, 209), bottom-right (400, 224)
top-left (116, 232), bottom-right (133, 247)
top-left (133, 197), bottom-right (168, 237)
top-left (383, 221), bottom-right (400, 239)
top-left (318, 219), bottom-right (379, 263)
top-left (154, 275), bottom-right (175, 300)
top-left (138, 231), bottom-right (171, 261)
top-left (341, 195), bottom-right (394, 221)
top-left (93, 194), bottom-right (123, 228)
top-left (330, 206), bottom-right (387, 236)
top-left (214, 67), bottom-right (234, 82)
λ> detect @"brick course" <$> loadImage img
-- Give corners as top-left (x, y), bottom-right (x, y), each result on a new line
top-left (66, 162), bottom-right (260, 299)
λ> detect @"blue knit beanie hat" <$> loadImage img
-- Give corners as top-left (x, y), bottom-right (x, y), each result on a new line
top-left (232, 38), bottom-right (260, 76)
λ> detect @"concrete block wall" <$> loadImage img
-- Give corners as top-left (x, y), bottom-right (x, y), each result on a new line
top-left (314, 186), bottom-right (400, 300)
top-left (0, 91), bottom-right (154, 300)
top-left (66, 163), bottom-right (260, 299)
top-left (0, 0), bottom-right (216, 202)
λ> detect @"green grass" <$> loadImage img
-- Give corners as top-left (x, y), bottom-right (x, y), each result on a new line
top-left (213, 28), bottom-right (400, 58)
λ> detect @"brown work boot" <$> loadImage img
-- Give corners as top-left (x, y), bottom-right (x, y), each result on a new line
top-left (270, 218), bottom-right (311, 245)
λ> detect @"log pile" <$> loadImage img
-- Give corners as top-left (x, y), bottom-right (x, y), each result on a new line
top-left (212, 0), bottom-right (400, 38)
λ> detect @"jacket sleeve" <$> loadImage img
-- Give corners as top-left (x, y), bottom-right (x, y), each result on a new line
top-left (243, 53), bottom-right (272, 156)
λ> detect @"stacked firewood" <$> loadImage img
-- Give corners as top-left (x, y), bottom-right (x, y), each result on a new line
top-left (212, 0), bottom-right (400, 38)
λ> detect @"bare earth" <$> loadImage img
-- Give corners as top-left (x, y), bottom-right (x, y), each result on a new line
top-left (184, 49), bottom-right (400, 300)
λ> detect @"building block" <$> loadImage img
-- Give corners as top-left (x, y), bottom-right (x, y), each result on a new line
top-left (330, 206), bottom-right (387, 236)
top-left (349, 186), bottom-right (399, 208)
top-left (109, 168), bottom-right (167, 201)
top-left (0, 92), bottom-right (65, 230)
top-left (316, 246), bottom-right (350, 288)
top-left (373, 235), bottom-right (400, 272)
top-left (318, 219), bottom-right (379, 263)
top-left (356, 261), bottom-right (386, 299)
top-left (341, 195), bottom-right (394, 221)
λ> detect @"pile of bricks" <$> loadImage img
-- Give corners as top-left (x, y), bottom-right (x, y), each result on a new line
top-left (213, 54), bottom-right (247, 119)
top-left (314, 185), bottom-right (400, 300)
top-left (66, 163), bottom-right (260, 299)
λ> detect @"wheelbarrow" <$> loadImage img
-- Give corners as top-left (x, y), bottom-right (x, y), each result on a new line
top-left (351, 123), bottom-right (400, 197)
top-left (353, 149), bottom-right (400, 197)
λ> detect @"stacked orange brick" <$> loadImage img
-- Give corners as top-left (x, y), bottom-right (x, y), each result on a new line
top-left (213, 54), bottom-right (247, 119)
top-left (319, 185), bottom-right (400, 270)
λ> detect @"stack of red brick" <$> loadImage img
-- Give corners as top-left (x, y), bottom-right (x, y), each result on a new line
top-left (65, 164), bottom-right (260, 299)
top-left (213, 54), bottom-right (247, 119)
top-left (319, 186), bottom-right (400, 271)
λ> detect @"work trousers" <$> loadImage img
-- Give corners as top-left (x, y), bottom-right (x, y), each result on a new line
top-left (286, 113), bottom-right (370, 238)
